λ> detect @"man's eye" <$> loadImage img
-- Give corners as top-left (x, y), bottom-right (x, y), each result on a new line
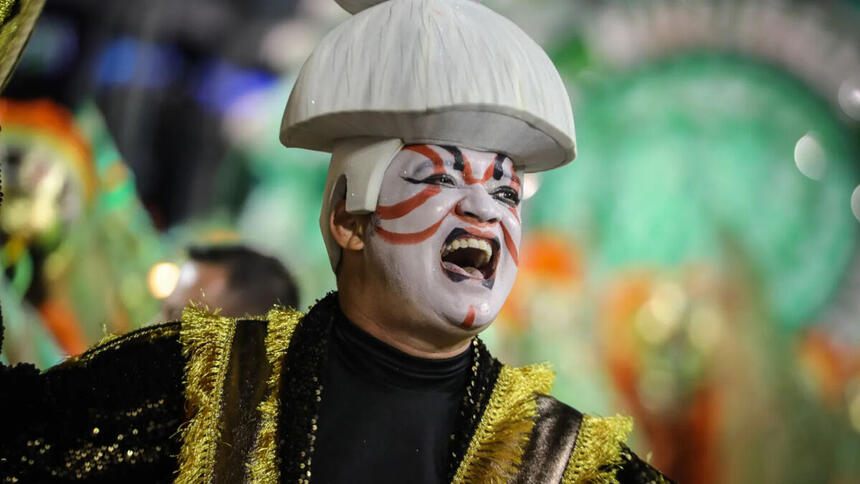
top-left (427, 174), bottom-right (457, 186)
top-left (492, 187), bottom-right (520, 206)
top-left (404, 174), bottom-right (457, 186)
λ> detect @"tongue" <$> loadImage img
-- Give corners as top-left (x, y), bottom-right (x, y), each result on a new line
top-left (442, 261), bottom-right (485, 280)
top-left (463, 266), bottom-right (482, 277)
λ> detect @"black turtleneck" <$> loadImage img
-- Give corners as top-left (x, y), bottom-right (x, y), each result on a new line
top-left (312, 308), bottom-right (471, 484)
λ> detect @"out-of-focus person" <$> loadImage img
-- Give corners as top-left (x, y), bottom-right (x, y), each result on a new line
top-left (160, 245), bottom-right (299, 321)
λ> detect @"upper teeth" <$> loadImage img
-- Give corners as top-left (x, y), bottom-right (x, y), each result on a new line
top-left (442, 237), bottom-right (493, 266)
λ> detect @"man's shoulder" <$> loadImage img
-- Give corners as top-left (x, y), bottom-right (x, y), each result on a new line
top-left (521, 392), bottom-right (674, 484)
top-left (486, 361), bottom-right (673, 484)
top-left (60, 321), bottom-right (182, 368)
top-left (50, 320), bottom-right (187, 416)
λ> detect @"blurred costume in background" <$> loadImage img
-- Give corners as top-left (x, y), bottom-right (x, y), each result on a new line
top-left (0, 0), bottom-right (166, 367)
top-left (160, 244), bottom-right (300, 321)
top-left (0, 98), bottom-right (165, 368)
top-left (1, 1), bottom-right (671, 483)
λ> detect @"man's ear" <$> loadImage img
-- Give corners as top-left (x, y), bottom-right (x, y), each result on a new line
top-left (330, 199), bottom-right (368, 251)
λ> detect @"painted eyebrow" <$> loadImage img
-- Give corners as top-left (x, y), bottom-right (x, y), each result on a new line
top-left (402, 160), bottom-right (458, 180)
top-left (489, 155), bottom-right (521, 191)
top-left (441, 146), bottom-right (521, 191)
top-left (407, 159), bottom-right (436, 173)
top-left (404, 144), bottom-right (520, 190)
top-left (494, 159), bottom-right (522, 193)
top-left (402, 145), bottom-right (457, 175)
top-left (440, 146), bottom-right (466, 171)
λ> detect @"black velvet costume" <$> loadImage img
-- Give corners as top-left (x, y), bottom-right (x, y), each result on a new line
top-left (0, 323), bottom-right (186, 482)
top-left (0, 293), bottom-right (673, 483)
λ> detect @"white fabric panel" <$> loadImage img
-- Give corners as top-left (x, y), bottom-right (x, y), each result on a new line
top-left (320, 138), bottom-right (404, 270)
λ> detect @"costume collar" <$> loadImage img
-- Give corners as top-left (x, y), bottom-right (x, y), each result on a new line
top-left (275, 293), bottom-right (556, 483)
top-left (176, 294), bottom-right (557, 483)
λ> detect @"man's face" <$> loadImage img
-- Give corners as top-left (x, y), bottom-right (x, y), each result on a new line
top-left (364, 144), bottom-right (522, 331)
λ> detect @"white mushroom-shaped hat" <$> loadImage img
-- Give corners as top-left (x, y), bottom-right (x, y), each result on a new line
top-left (281, 0), bottom-right (576, 172)
top-left (283, 0), bottom-right (576, 271)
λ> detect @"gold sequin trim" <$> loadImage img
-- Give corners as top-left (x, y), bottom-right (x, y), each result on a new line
top-left (245, 307), bottom-right (303, 483)
top-left (66, 323), bottom-right (180, 365)
top-left (175, 305), bottom-right (240, 484)
top-left (562, 414), bottom-right (633, 484)
top-left (452, 363), bottom-right (554, 484)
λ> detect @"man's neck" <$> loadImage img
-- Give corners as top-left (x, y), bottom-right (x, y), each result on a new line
top-left (336, 290), bottom-right (472, 360)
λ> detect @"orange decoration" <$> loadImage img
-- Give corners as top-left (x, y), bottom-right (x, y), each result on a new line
top-left (799, 330), bottom-right (860, 408)
top-left (37, 298), bottom-right (88, 357)
top-left (0, 99), bottom-right (98, 202)
top-left (497, 232), bottom-right (583, 331)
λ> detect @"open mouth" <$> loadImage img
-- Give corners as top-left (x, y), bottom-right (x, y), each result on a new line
top-left (440, 228), bottom-right (500, 288)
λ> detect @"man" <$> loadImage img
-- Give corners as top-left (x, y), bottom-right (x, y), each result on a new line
top-left (1, 0), bottom-right (672, 482)
top-left (160, 245), bottom-right (300, 321)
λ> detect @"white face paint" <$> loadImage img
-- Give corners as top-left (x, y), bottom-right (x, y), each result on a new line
top-left (364, 144), bottom-right (522, 330)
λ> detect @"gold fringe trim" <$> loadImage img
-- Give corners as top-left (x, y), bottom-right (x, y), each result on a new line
top-left (245, 307), bottom-right (303, 483)
top-left (175, 305), bottom-right (239, 484)
top-left (452, 363), bottom-right (555, 484)
top-left (562, 414), bottom-right (634, 484)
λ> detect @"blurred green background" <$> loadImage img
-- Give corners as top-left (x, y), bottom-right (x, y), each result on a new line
top-left (2, 1), bottom-right (859, 482)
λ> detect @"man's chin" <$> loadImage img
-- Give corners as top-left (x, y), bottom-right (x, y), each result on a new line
top-left (433, 303), bottom-right (494, 331)
top-left (407, 272), bottom-right (503, 329)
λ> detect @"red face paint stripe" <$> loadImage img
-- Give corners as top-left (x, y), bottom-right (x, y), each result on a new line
top-left (510, 172), bottom-right (522, 193)
top-left (478, 162), bottom-right (495, 184)
top-left (500, 222), bottom-right (519, 266)
top-left (461, 306), bottom-right (476, 328)
top-left (374, 209), bottom-right (449, 245)
top-left (459, 156), bottom-right (495, 185)
top-left (460, 152), bottom-right (481, 185)
top-left (507, 206), bottom-right (520, 222)
top-left (376, 185), bottom-right (442, 220)
top-left (403, 145), bottom-right (446, 174)
top-left (460, 154), bottom-right (475, 182)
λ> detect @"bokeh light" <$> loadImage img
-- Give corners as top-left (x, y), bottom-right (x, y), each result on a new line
top-left (838, 76), bottom-right (860, 121)
top-left (851, 185), bottom-right (860, 223)
top-left (522, 173), bottom-right (541, 200)
top-left (794, 132), bottom-right (827, 181)
top-left (147, 262), bottom-right (180, 299)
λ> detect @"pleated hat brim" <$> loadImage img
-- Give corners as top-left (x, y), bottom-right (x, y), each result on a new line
top-left (281, 0), bottom-right (576, 172)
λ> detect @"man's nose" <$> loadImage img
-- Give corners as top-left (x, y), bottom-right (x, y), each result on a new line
top-left (455, 187), bottom-right (500, 223)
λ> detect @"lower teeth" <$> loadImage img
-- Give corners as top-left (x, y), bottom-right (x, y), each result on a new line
top-left (464, 267), bottom-right (481, 277)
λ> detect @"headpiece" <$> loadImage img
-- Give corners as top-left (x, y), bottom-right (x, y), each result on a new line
top-left (281, 0), bottom-right (576, 269)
